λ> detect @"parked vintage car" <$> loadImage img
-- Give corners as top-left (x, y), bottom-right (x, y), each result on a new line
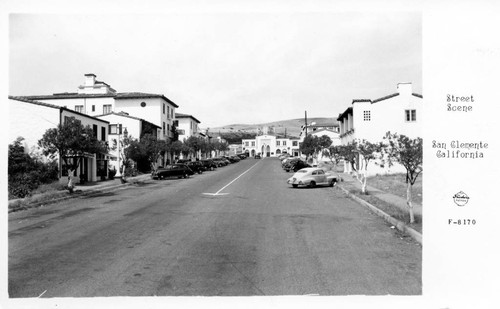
top-left (287, 168), bottom-right (338, 188)
top-left (201, 159), bottom-right (218, 170)
top-left (281, 157), bottom-right (297, 168)
top-left (254, 154), bottom-right (262, 159)
top-left (151, 164), bottom-right (194, 180)
top-left (186, 161), bottom-right (206, 174)
top-left (226, 156), bottom-right (240, 163)
top-left (212, 157), bottom-right (229, 167)
top-left (289, 160), bottom-right (311, 172)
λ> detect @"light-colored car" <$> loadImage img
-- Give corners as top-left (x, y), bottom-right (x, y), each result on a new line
top-left (286, 167), bottom-right (338, 188)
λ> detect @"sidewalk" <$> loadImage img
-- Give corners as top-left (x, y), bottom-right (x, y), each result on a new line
top-left (338, 173), bottom-right (422, 218)
top-left (8, 174), bottom-right (152, 212)
top-left (337, 172), bottom-right (422, 244)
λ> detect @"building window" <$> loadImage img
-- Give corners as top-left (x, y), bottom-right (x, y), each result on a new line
top-left (163, 122), bottom-right (166, 135)
top-left (167, 106), bottom-right (170, 119)
top-left (163, 103), bottom-right (165, 114)
top-left (293, 141), bottom-right (298, 146)
top-left (109, 124), bottom-right (117, 134)
top-left (251, 141), bottom-right (255, 146)
top-left (167, 124), bottom-right (170, 134)
top-left (245, 141), bottom-right (249, 146)
top-left (363, 110), bottom-right (371, 121)
top-left (75, 105), bottom-right (84, 113)
top-left (277, 141), bottom-right (280, 146)
top-left (101, 126), bottom-right (106, 141)
top-left (103, 104), bottom-right (112, 114)
top-left (283, 141), bottom-right (287, 146)
top-left (92, 105), bottom-right (95, 112)
top-left (141, 102), bottom-right (146, 107)
top-left (171, 108), bottom-right (173, 119)
top-left (405, 109), bottom-right (417, 122)
top-left (93, 124), bottom-right (98, 137)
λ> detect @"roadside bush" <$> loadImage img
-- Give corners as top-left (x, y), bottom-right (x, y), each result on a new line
top-left (8, 137), bottom-right (60, 199)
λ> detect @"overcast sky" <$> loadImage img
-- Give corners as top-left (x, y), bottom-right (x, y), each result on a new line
top-left (9, 12), bottom-right (421, 128)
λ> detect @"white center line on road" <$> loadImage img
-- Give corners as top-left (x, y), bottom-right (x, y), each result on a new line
top-left (203, 160), bottom-right (261, 196)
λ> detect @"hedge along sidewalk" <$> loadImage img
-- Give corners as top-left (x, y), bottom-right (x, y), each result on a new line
top-left (337, 173), bottom-right (422, 245)
top-left (8, 174), bottom-right (152, 213)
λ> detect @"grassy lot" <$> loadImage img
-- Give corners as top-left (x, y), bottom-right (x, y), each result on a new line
top-left (339, 173), bottom-right (423, 234)
top-left (367, 173), bottom-right (422, 205)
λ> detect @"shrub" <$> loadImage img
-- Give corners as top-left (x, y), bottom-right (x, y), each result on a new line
top-left (8, 137), bottom-right (60, 199)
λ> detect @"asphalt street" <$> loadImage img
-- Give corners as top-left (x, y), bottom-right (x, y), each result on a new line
top-left (8, 157), bottom-right (421, 297)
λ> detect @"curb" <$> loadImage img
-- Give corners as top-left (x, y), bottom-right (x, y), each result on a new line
top-left (337, 184), bottom-right (422, 245)
top-left (8, 177), bottom-right (149, 213)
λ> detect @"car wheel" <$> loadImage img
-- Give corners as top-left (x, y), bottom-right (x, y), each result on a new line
top-left (184, 173), bottom-right (189, 178)
top-left (330, 180), bottom-right (337, 187)
top-left (309, 181), bottom-right (316, 188)
top-left (210, 166), bottom-right (214, 171)
top-left (159, 174), bottom-right (163, 180)
top-left (292, 184), bottom-right (298, 188)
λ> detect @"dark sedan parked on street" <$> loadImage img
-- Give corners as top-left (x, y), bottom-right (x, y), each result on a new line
top-left (186, 161), bottom-right (206, 174)
top-left (201, 159), bottom-right (218, 171)
top-left (151, 164), bottom-right (194, 180)
top-left (285, 159), bottom-right (311, 172)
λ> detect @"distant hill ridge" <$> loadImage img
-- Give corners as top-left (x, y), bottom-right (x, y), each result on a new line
top-left (209, 117), bottom-right (338, 138)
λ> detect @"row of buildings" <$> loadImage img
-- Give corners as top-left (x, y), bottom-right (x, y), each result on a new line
top-left (8, 73), bottom-right (208, 183)
top-left (238, 82), bottom-right (422, 174)
top-left (8, 74), bottom-right (422, 183)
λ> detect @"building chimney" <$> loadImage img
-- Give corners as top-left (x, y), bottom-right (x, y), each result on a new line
top-left (84, 73), bottom-right (96, 87)
top-left (397, 82), bottom-right (412, 96)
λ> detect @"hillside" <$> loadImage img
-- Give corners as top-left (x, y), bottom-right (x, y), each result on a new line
top-left (209, 117), bottom-right (338, 139)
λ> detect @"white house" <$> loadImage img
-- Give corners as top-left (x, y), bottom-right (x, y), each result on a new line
top-left (95, 111), bottom-right (161, 172)
top-left (336, 83), bottom-right (423, 175)
top-left (299, 122), bottom-right (339, 141)
top-left (174, 113), bottom-right (201, 141)
top-left (8, 96), bottom-right (111, 183)
top-left (337, 83), bottom-right (422, 144)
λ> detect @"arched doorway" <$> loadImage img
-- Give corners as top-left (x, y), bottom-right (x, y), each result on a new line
top-left (266, 145), bottom-right (271, 157)
top-left (276, 149), bottom-right (281, 155)
top-left (251, 149), bottom-right (255, 157)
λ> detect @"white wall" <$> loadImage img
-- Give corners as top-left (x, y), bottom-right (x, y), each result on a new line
top-left (8, 99), bottom-right (60, 157)
top-left (115, 97), bottom-right (174, 140)
top-left (353, 89), bottom-right (422, 143)
top-left (177, 117), bottom-right (199, 141)
top-left (37, 97), bottom-right (115, 117)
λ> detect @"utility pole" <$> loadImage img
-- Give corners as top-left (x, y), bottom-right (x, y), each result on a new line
top-left (305, 111), bottom-right (308, 136)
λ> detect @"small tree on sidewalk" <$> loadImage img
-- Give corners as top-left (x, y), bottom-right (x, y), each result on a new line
top-left (139, 134), bottom-right (169, 172)
top-left (38, 117), bottom-right (108, 192)
top-left (382, 132), bottom-right (423, 224)
top-left (339, 140), bottom-right (382, 194)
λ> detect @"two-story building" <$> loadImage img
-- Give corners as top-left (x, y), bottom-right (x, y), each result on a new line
top-left (337, 83), bottom-right (422, 144)
top-left (174, 113), bottom-right (201, 141)
top-left (8, 96), bottom-right (111, 182)
top-left (336, 82), bottom-right (423, 174)
top-left (95, 111), bottom-right (161, 173)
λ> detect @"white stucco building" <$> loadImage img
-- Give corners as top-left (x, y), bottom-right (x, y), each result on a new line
top-left (337, 83), bottom-right (422, 144)
top-left (242, 127), bottom-right (301, 157)
top-left (174, 113), bottom-right (201, 141)
top-left (336, 83), bottom-right (423, 175)
top-left (95, 111), bottom-right (160, 172)
top-left (8, 96), bottom-right (110, 182)
top-left (23, 73), bottom-right (179, 142)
